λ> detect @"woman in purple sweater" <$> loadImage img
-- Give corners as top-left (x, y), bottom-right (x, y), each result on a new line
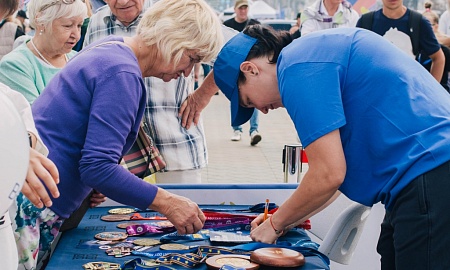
top-left (12, 0), bottom-right (223, 268)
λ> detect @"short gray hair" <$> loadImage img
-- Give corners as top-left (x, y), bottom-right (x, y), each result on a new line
top-left (137, 0), bottom-right (223, 67)
top-left (28, 0), bottom-right (87, 30)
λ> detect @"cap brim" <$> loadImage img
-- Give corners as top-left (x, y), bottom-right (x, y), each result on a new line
top-left (214, 33), bottom-right (257, 127)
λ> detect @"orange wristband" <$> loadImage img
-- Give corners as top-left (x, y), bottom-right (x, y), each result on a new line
top-left (269, 215), bottom-right (284, 235)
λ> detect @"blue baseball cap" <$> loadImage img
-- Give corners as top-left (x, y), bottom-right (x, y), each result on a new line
top-left (214, 32), bottom-right (258, 127)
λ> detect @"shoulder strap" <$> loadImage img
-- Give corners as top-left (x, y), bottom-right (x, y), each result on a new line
top-left (358, 11), bottom-right (375, 30)
top-left (408, 9), bottom-right (422, 56)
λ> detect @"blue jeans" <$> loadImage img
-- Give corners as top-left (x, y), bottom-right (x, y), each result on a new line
top-left (233, 110), bottom-right (259, 134)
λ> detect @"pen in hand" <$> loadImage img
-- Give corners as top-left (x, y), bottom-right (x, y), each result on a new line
top-left (263, 199), bottom-right (269, 221)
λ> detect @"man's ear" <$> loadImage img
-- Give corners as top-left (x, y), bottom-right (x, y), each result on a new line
top-left (240, 61), bottom-right (259, 76)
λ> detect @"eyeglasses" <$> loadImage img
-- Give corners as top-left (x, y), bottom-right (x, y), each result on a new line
top-left (39, 0), bottom-right (84, 12)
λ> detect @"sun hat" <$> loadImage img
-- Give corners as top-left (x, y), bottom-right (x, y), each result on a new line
top-left (214, 32), bottom-right (258, 126)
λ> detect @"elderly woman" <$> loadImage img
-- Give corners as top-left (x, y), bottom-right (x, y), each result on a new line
top-left (14, 0), bottom-right (222, 268)
top-left (0, 0), bottom-right (86, 104)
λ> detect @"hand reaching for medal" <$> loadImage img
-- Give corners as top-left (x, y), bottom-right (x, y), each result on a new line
top-left (149, 188), bottom-right (206, 234)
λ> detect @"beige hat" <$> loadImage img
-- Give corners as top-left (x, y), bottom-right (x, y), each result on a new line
top-left (235, 0), bottom-right (249, 9)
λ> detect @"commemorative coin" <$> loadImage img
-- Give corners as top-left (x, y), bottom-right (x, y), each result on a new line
top-left (108, 208), bottom-right (136, 215)
top-left (94, 231), bottom-right (128, 241)
top-left (159, 243), bottom-right (190, 250)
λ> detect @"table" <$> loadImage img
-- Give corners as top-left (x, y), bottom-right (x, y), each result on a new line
top-left (47, 205), bottom-right (330, 269)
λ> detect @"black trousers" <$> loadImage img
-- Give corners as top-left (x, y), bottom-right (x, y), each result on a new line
top-left (377, 160), bottom-right (450, 270)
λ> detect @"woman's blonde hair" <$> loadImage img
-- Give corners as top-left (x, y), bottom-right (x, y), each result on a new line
top-left (28, 0), bottom-right (87, 31)
top-left (137, 0), bottom-right (223, 67)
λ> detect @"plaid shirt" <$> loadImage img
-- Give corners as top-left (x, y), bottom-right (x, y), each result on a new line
top-left (84, 2), bottom-right (207, 171)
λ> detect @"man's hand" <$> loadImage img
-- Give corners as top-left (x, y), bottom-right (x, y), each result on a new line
top-left (179, 71), bottom-right (219, 129)
top-left (150, 188), bottom-right (206, 234)
top-left (179, 91), bottom-right (211, 129)
top-left (21, 148), bottom-right (59, 208)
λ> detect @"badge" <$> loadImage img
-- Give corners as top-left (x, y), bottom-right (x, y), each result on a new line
top-left (132, 238), bottom-right (161, 246)
top-left (94, 232), bottom-right (128, 241)
top-left (159, 243), bottom-right (190, 250)
top-left (205, 255), bottom-right (259, 270)
top-left (105, 246), bottom-right (133, 258)
top-left (108, 208), bottom-right (136, 215)
top-left (82, 262), bottom-right (121, 269)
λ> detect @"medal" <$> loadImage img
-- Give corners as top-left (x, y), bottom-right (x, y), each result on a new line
top-left (132, 238), bottom-right (161, 246)
top-left (108, 208), bottom-right (136, 215)
top-left (206, 255), bottom-right (259, 270)
top-left (101, 214), bottom-right (131, 222)
top-left (159, 243), bottom-right (190, 250)
top-left (250, 247), bottom-right (305, 267)
top-left (94, 232), bottom-right (128, 241)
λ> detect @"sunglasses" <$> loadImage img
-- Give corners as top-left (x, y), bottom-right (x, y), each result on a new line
top-left (39, 0), bottom-right (84, 12)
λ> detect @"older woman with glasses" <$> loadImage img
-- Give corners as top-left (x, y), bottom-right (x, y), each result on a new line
top-left (0, 0), bottom-right (86, 104)
top-left (12, 0), bottom-right (222, 268)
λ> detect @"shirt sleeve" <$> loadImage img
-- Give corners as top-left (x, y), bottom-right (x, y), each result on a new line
top-left (0, 83), bottom-right (48, 155)
top-left (279, 62), bottom-right (346, 147)
top-left (300, 19), bottom-right (319, 36)
top-left (78, 70), bottom-right (158, 210)
top-left (0, 52), bottom-right (40, 104)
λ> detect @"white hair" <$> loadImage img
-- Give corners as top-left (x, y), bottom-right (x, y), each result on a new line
top-left (27, 0), bottom-right (87, 30)
top-left (137, 0), bottom-right (223, 67)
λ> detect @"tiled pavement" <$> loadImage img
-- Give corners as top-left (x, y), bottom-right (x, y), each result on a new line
top-left (200, 91), bottom-right (300, 184)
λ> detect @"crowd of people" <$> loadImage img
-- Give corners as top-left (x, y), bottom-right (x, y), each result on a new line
top-left (2, 0), bottom-right (450, 269)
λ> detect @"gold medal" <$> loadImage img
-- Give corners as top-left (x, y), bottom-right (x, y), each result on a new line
top-left (159, 243), bottom-right (190, 250)
top-left (108, 208), bottom-right (136, 215)
top-left (132, 238), bottom-right (161, 246)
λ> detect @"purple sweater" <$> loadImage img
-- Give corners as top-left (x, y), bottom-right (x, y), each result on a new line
top-left (32, 36), bottom-right (158, 218)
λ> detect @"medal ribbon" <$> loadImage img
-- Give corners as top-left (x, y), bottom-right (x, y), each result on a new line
top-left (127, 224), bottom-right (176, 236)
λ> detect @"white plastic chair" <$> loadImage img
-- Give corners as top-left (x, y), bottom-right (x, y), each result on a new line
top-left (308, 194), bottom-right (372, 265)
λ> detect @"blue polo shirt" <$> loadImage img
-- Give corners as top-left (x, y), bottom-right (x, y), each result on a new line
top-left (278, 28), bottom-right (450, 209)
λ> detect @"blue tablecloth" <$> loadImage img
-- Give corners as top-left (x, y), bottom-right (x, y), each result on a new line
top-left (46, 206), bottom-right (330, 269)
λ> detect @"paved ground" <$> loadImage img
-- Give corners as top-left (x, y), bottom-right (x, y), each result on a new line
top-left (200, 90), bottom-right (300, 184)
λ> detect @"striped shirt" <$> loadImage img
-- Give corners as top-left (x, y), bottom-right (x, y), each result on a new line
top-left (84, 2), bottom-right (207, 171)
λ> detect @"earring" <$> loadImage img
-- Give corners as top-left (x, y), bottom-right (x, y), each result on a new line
top-left (39, 29), bottom-right (43, 35)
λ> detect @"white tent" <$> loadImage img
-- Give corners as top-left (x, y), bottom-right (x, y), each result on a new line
top-left (219, 0), bottom-right (277, 22)
top-left (249, 0), bottom-right (277, 20)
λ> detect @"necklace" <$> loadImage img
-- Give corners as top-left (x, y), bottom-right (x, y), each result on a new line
top-left (30, 38), bottom-right (67, 68)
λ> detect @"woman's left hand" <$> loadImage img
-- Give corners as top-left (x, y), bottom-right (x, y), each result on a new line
top-left (89, 190), bottom-right (107, 208)
top-left (250, 214), bottom-right (280, 244)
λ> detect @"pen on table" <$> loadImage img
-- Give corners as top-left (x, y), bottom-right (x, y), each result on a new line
top-left (263, 199), bottom-right (269, 221)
